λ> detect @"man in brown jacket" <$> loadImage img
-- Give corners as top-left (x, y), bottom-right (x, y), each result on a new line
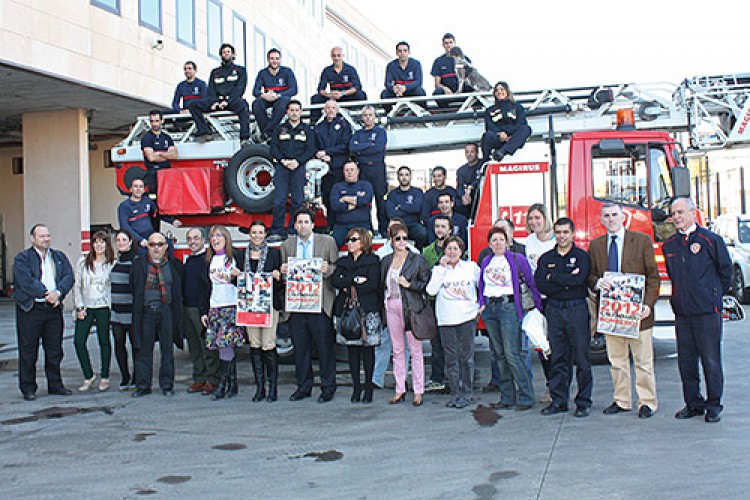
top-left (280, 208), bottom-right (340, 403)
top-left (588, 203), bottom-right (660, 418)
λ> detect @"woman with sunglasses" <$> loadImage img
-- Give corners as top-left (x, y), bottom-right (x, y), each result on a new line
top-left (110, 228), bottom-right (138, 391)
top-left (427, 236), bottom-right (480, 408)
top-left (332, 228), bottom-right (382, 403)
top-left (244, 220), bottom-right (283, 403)
top-left (74, 230), bottom-right (116, 392)
top-left (202, 225), bottom-right (246, 400)
top-left (478, 226), bottom-right (542, 411)
top-left (380, 222), bottom-right (431, 406)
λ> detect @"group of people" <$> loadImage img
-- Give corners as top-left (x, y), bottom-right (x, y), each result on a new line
top-left (14, 195), bottom-right (732, 424)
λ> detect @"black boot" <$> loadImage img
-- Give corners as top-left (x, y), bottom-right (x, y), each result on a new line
top-left (226, 358), bottom-right (238, 398)
top-left (212, 360), bottom-right (229, 400)
top-left (250, 348), bottom-right (266, 402)
top-left (265, 349), bottom-right (278, 402)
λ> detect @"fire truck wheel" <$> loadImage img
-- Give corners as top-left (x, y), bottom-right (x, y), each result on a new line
top-left (225, 144), bottom-right (275, 213)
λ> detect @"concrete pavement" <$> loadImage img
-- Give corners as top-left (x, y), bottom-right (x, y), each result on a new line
top-left (0, 298), bottom-right (748, 499)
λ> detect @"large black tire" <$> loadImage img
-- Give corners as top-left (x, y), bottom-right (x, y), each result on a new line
top-left (733, 266), bottom-right (748, 304)
top-left (224, 144), bottom-right (275, 213)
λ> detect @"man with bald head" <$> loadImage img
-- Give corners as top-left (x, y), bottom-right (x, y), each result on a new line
top-left (314, 99), bottom-right (353, 230)
top-left (310, 47), bottom-right (367, 123)
top-left (130, 232), bottom-right (185, 397)
top-left (663, 197), bottom-right (731, 423)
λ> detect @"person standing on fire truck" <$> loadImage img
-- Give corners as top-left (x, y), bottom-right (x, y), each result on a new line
top-left (350, 105), bottom-right (388, 236)
top-left (480, 81), bottom-right (532, 162)
top-left (269, 100), bottom-right (316, 242)
top-left (190, 43), bottom-right (251, 145)
top-left (141, 110), bottom-right (178, 196)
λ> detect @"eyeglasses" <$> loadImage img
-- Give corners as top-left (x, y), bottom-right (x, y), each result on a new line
top-left (346, 237), bottom-right (360, 243)
top-left (148, 242), bottom-right (166, 248)
top-left (393, 236), bottom-right (408, 242)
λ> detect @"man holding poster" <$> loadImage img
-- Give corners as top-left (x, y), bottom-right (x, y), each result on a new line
top-left (588, 203), bottom-right (660, 419)
top-left (280, 208), bottom-right (340, 403)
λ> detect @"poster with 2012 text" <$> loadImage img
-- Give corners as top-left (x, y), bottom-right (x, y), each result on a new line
top-left (597, 272), bottom-right (645, 338)
top-left (285, 258), bottom-right (322, 313)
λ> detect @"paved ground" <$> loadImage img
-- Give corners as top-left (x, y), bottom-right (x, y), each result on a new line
top-left (0, 297), bottom-right (747, 499)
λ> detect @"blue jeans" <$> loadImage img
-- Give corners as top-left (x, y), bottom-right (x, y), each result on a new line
top-left (482, 301), bottom-right (534, 405)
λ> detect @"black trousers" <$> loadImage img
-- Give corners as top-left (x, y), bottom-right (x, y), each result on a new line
top-left (430, 333), bottom-right (446, 384)
top-left (546, 301), bottom-right (592, 409)
top-left (290, 312), bottom-right (337, 394)
top-left (347, 345), bottom-right (375, 389)
top-left (16, 303), bottom-right (66, 395)
top-left (358, 161), bottom-right (388, 233)
top-left (112, 322), bottom-right (139, 386)
top-left (135, 304), bottom-right (175, 391)
top-left (480, 126), bottom-right (532, 160)
top-left (675, 313), bottom-right (724, 413)
top-left (321, 170), bottom-right (344, 228)
top-left (190, 97), bottom-right (250, 139)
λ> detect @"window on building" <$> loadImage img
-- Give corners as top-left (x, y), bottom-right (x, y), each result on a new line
top-left (176, 0), bottom-right (195, 48)
top-left (207, 0), bottom-right (222, 59)
top-left (139, 0), bottom-right (162, 33)
top-left (233, 13), bottom-right (247, 66)
top-left (91, 0), bottom-right (120, 15)
top-left (253, 26), bottom-right (267, 71)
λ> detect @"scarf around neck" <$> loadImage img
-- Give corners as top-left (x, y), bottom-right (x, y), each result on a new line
top-left (146, 254), bottom-right (168, 303)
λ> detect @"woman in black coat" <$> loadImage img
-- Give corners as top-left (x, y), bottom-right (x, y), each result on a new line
top-left (332, 227), bottom-right (382, 404)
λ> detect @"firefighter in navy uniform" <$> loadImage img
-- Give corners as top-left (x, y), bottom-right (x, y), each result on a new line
top-left (170, 61), bottom-right (207, 114)
top-left (663, 197), bottom-right (732, 423)
top-left (349, 105), bottom-right (388, 236)
top-left (269, 100), bottom-right (316, 241)
top-left (310, 47), bottom-right (367, 123)
top-left (189, 43), bottom-right (251, 144)
top-left (252, 48), bottom-right (298, 138)
top-left (480, 81), bottom-right (532, 162)
top-left (431, 33), bottom-right (473, 109)
top-left (314, 99), bottom-right (353, 230)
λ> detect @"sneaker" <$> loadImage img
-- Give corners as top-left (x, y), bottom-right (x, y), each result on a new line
top-left (425, 381), bottom-right (446, 392)
top-left (98, 378), bottom-right (110, 392)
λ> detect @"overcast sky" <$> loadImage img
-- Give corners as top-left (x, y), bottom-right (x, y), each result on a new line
top-left (357, 0), bottom-right (746, 91)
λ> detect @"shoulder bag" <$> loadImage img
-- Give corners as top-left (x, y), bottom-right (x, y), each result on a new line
top-left (409, 296), bottom-right (438, 340)
top-left (512, 254), bottom-right (536, 311)
top-left (338, 286), bottom-right (366, 341)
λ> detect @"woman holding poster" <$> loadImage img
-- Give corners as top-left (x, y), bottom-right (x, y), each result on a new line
top-left (242, 221), bottom-right (283, 403)
top-left (332, 228), bottom-right (382, 404)
top-left (202, 225), bottom-right (246, 401)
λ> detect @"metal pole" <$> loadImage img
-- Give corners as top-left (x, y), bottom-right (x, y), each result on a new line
top-left (704, 157), bottom-right (711, 219)
top-left (716, 172), bottom-right (721, 217)
top-left (741, 167), bottom-right (747, 214)
top-left (694, 176), bottom-right (700, 207)
top-left (548, 115), bottom-right (558, 219)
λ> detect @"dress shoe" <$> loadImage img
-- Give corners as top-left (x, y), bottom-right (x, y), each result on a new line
top-left (49, 387), bottom-right (73, 396)
top-left (318, 392), bottom-right (334, 403)
top-left (515, 404), bottom-right (533, 411)
top-left (638, 405), bottom-right (654, 419)
top-left (132, 388), bottom-right (152, 398)
top-left (541, 404), bottom-right (568, 416)
top-left (675, 406), bottom-right (704, 419)
top-left (574, 407), bottom-right (591, 418)
top-left (22, 392), bottom-right (37, 401)
top-left (412, 395), bottom-right (423, 406)
top-left (603, 402), bottom-right (630, 415)
top-left (99, 378), bottom-right (110, 392)
top-left (453, 397), bottom-right (470, 409)
top-left (362, 388), bottom-right (373, 404)
top-left (351, 388), bottom-right (362, 403)
top-left (704, 411), bottom-right (721, 423)
top-left (389, 393), bottom-right (406, 404)
top-left (490, 402), bottom-right (513, 409)
top-left (78, 375), bottom-right (97, 392)
top-left (289, 389), bottom-right (311, 401)
top-left (187, 382), bottom-right (205, 393)
top-left (201, 383), bottom-right (216, 396)
top-left (162, 389), bottom-right (175, 396)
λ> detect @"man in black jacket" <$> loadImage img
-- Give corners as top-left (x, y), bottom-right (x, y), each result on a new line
top-left (189, 43), bottom-right (250, 144)
top-left (130, 232), bottom-right (184, 397)
top-left (13, 224), bottom-right (74, 400)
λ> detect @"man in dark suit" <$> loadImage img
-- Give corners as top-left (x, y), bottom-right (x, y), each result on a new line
top-left (13, 224), bottom-right (74, 400)
top-left (130, 232), bottom-right (184, 397)
top-left (280, 208), bottom-right (340, 402)
top-left (588, 203), bottom-right (660, 418)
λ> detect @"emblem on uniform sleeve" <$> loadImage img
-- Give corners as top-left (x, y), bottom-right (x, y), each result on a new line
top-left (343, 75), bottom-right (349, 82)
top-left (334, 124), bottom-right (340, 130)
top-left (690, 243), bottom-right (701, 254)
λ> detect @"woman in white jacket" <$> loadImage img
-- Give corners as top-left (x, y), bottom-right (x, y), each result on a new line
top-left (74, 230), bottom-right (115, 392)
top-left (427, 236), bottom-right (480, 408)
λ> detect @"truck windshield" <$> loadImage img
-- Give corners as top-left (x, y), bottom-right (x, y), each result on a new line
top-left (592, 155), bottom-right (648, 208)
top-left (739, 221), bottom-right (750, 244)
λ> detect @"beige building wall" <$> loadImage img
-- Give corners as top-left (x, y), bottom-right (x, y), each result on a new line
top-left (0, 0), bottom-right (390, 108)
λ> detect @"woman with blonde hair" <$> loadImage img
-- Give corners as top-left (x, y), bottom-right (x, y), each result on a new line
top-left (74, 230), bottom-right (115, 392)
top-left (202, 225), bottom-right (246, 400)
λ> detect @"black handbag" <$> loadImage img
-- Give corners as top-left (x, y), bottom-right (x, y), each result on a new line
top-left (338, 286), bottom-right (366, 341)
top-left (410, 297), bottom-right (438, 340)
top-left (513, 254), bottom-right (536, 311)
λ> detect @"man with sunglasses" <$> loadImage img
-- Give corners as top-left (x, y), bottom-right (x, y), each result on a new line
top-left (130, 232), bottom-right (185, 397)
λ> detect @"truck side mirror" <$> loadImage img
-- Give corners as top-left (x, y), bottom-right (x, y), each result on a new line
top-left (671, 166), bottom-right (690, 198)
top-left (597, 139), bottom-right (626, 154)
